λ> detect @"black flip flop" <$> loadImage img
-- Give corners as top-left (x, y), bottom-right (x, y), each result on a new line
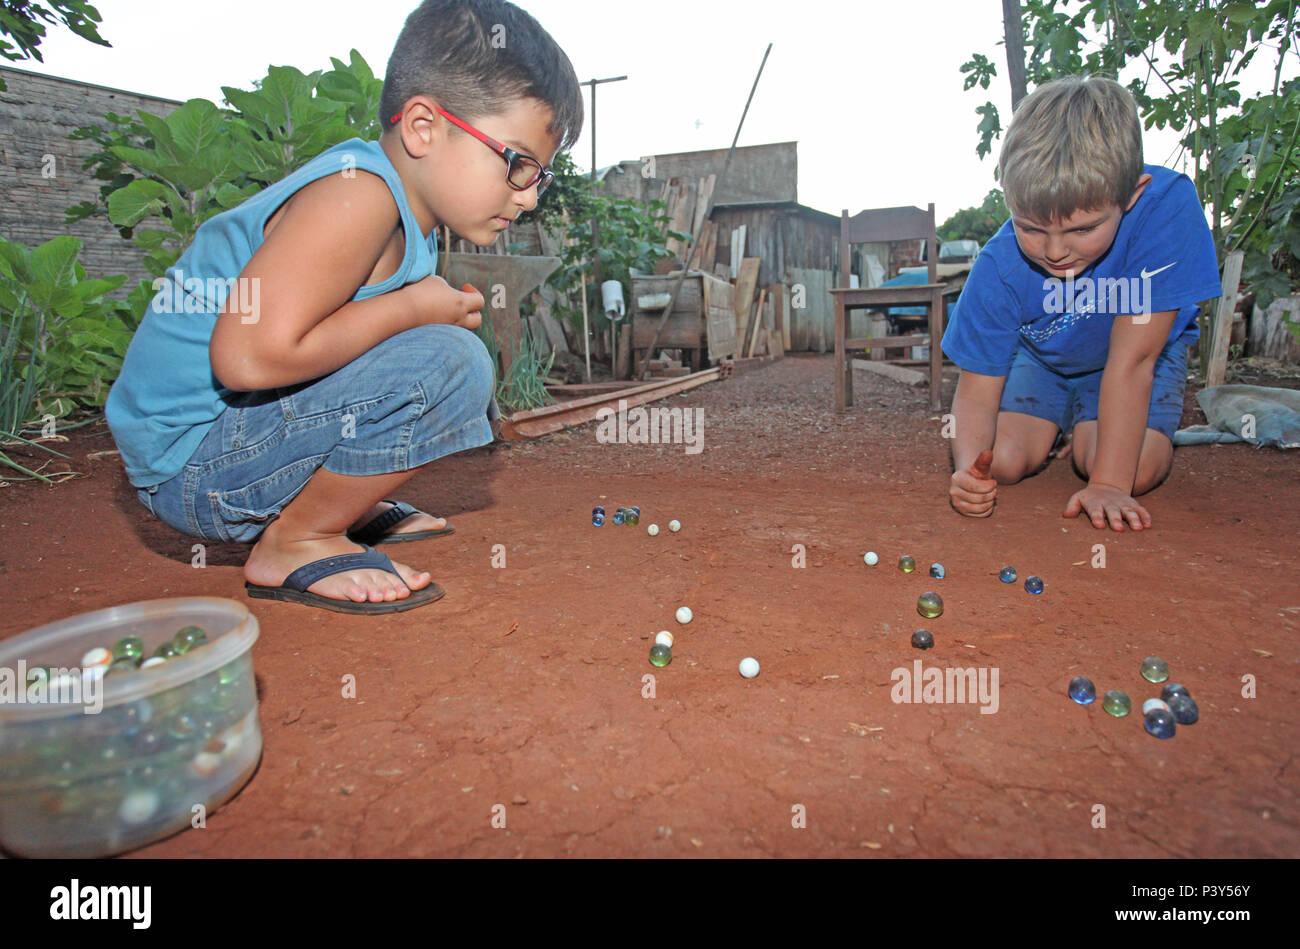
top-left (245, 544), bottom-right (445, 614)
top-left (347, 500), bottom-right (455, 545)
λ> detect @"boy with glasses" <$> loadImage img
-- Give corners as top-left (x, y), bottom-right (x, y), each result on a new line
top-left (106, 0), bottom-right (582, 612)
top-left (942, 77), bottom-right (1221, 532)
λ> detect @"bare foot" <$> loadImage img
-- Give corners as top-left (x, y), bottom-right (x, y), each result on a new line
top-left (245, 520), bottom-right (433, 604)
top-left (348, 501), bottom-right (448, 537)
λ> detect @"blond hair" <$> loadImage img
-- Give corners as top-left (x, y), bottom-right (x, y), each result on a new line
top-left (999, 76), bottom-right (1144, 222)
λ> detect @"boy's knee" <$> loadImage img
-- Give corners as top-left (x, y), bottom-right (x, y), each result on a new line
top-left (990, 447), bottom-right (1038, 484)
top-left (1134, 438), bottom-right (1174, 495)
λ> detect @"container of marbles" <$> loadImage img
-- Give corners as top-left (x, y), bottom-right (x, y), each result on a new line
top-left (0, 597), bottom-right (261, 857)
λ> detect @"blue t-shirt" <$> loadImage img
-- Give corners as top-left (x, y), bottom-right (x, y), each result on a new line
top-left (106, 139), bottom-right (437, 487)
top-left (941, 164), bottom-right (1222, 378)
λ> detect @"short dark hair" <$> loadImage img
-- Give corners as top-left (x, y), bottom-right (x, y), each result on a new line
top-left (380, 0), bottom-right (584, 152)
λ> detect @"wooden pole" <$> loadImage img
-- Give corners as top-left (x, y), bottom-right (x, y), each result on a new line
top-left (1206, 249), bottom-right (1244, 388)
top-left (582, 75), bottom-right (628, 290)
top-left (579, 267), bottom-right (592, 382)
top-left (637, 43), bottom-right (774, 379)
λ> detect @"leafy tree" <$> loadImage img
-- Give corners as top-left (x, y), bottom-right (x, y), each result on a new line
top-left (960, 0), bottom-right (1300, 312)
top-left (939, 189), bottom-right (1011, 244)
top-left (0, 0), bottom-right (110, 90)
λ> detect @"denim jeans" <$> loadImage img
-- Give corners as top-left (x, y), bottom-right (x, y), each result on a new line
top-left (137, 324), bottom-right (498, 543)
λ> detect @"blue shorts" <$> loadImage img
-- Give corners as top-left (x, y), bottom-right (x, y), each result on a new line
top-left (999, 341), bottom-right (1189, 441)
top-left (137, 324), bottom-right (498, 543)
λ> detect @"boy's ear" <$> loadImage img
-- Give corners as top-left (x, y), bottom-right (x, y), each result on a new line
top-left (1124, 173), bottom-right (1154, 212)
top-left (391, 96), bottom-right (446, 153)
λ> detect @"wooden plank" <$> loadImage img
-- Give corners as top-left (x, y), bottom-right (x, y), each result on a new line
top-left (844, 333), bottom-right (931, 349)
top-left (852, 358), bottom-right (926, 386)
top-left (730, 225), bottom-right (747, 278)
top-left (770, 283), bottom-right (787, 353)
top-left (734, 257), bottom-right (760, 339)
top-left (703, 272), bottom-right (738, 362)
top-left (1206, 250), bottom-right (1245, 388)
top-left (692, 174), bottom-right (716, 237)
top-left (746, 288), bottom-right (768, 357)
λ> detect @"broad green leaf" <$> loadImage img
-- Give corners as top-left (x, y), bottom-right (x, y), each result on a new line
top-left (108, 178), bottom-right (173, 227)
top-left (167, 99), bottom-right (226, 159)
top-left (30, 237), bottom-right (83, 287)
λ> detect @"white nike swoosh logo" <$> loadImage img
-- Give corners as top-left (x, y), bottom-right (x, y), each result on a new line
top-left (1141, 262), bottom-right (1177, 280)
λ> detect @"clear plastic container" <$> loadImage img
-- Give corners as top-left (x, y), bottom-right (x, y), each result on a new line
top-left (0, 597), bottom-right (261, 857)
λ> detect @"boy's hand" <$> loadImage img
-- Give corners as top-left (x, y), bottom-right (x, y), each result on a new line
top-left (1063, 482), bottom-right (1152, 531)
top-left (950, 448), bottom-right (997, 518)
top-left (405, 276), bottom-right (484, 330)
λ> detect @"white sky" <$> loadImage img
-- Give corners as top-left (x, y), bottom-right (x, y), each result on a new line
top-left (15, 0), bottom-right (1291, 222)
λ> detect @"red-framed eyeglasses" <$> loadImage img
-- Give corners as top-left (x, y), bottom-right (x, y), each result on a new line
top-left (390, 106), bottom-right (554, 196)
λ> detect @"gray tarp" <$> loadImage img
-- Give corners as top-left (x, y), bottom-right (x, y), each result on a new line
top-left (1172, 384), bottom-right (1300, 449)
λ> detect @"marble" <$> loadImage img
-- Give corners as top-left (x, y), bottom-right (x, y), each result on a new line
top-left (1144, 708), bottom-right (1176, 739)
top-left (1068, 676), bottom-right (1096, 705)
top-left (1168, 695), bottom-right (1199, 725)
top-left (916, 592), bottom-right (944, 619)
top-left (1140, 656), bottom-right (1170, 683)
top-left (1102, 690), bottom-right (1131, 717)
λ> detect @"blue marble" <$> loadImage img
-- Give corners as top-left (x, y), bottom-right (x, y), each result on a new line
top-left (1168, 695), bottom-right (1199, 725)
top-left (1161, 683), bottom-right (1190, 702)
top-left (612, 510), bottom-right (625, 525)
top-left (1068, 676), bottom-right (1096, 705)
top-left (929, 563), bottom-right (945, 579)
top-left (1144, 708), bottom-right (1176, 739)
top-left (592, 513), bottom-right (605, 526)
top-left (999, 566), bottom-right (1017, 583)
top-left (910, 629), bottom-right (934, 650)
top-left (1024, 576), bottom-right (1044, 595)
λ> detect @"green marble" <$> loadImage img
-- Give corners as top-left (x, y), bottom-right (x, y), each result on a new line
top-left (1140, 656), bottom-right (1169, 683)
top-left (649, 645), bottom-right (672, 668)
top-left (153, 641), bottom-right (179, 660)
top-left (107, 656), bottom-right (140, 676)
top-left (172, 625), bottom-right (208, 654)
top-left (917, 591), bottom-right (944, 619)
top-left (898, 555), bottom-right (916, 574)
top-left (1102, 689), bottom-right (1131, 717)
top-left (112, 636), bottom-right (145, 661)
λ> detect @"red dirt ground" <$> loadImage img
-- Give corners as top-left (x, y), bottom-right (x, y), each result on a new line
top-left (1, 354), bottom-right (1296, 858)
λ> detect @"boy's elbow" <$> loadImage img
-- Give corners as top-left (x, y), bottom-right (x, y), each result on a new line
top-left (210, 348), bottom-right (264, 393)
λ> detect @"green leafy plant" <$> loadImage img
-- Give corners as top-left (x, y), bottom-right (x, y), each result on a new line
top-left (473, 312), bottom-right (555, 414)
top-left (961, 0), bottom-right (1300, 345)
top-left (546, 186), bottom-right (689, 338)
top-left (0, 235), bottom-right (134, 479)
top-left (66, 50), bottom-right (384, 311)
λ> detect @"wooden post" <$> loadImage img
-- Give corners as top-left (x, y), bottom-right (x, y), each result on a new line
top-left (1206, 250), bottom-right (1245, 388)
top-left (834, 294), bottom-right (848, 410)
top-left (929, 287), bottom-right (945, 411)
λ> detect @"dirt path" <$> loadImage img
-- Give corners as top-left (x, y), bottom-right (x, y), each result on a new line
top-left (1, 354), bottom-right (1296, 857)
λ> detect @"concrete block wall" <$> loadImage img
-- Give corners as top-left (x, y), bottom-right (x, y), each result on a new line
top-left (0, 66), bottom-right (182, 297)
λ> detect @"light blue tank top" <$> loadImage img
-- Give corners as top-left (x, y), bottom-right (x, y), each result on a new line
top-left (105, 138), bottom-right (437, 487)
